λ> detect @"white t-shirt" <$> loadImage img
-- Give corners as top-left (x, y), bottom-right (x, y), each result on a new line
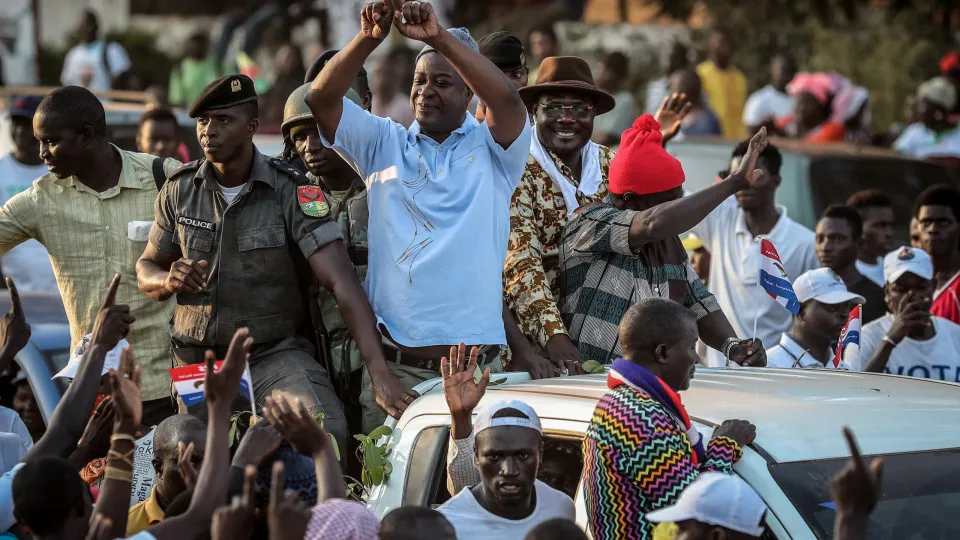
top-left (0, 155), bottom-right (58, 293)
top-left (893, 123), bottom-right (960, 159)
top-left (438, 480), bottom-right (576, 540)
top-left (60, 40), bottom-right (131, 92)
top-left (856, 258), bottom-right (884, 287)
top-left (692, 198), bottom-right (819, 367)
top-left (742, 85), bottom-right (794, 127)
top-left (859, 314), bottom-right (960, 381)
top-left (218, 182), bottom-right (246, 205)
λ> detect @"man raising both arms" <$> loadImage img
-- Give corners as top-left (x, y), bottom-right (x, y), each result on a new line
top-left (307, 1), bottom-right (532, 429)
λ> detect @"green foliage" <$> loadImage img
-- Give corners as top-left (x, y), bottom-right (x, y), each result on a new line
top-left (581, 360), bottom-right (606, 374)
top-left (350, 425), bottom-right (394, 500)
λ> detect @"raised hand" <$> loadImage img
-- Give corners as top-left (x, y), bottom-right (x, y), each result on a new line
top-left (204, 328), bottom-right (253, 408)
top-left (91, 274), bottom-right (135, 350)
top-left (267, 462), bottom-right (313, 540)
top-left (655, 93), bottom-right (692, 145)
top-left (442, 343), bottom-right (489, 417)
top-left (360, 2), bottom-right (395, 41)
top-left (210, 465), bottom-right (256, 540)
top-left (887, 291), bottom-right (933, 343)
top-left (831, 428), bottom-right (883, 517)
top-left (164, 258), bottom-right (208, 295)
top-left (392, 0), bottom-right (441, 42)
top-left (77, 397), bottom-right (117, 458)
top-left (177, 441), bottom-right (199, 490)
top-left (0, 278), bottom-right (31, 364)
top-left (232, 418), bottom-right (283, 468)
top-left (109, 346), bottom-right (142, 427)
top-left (263, 392), bottom-right (331, 458)
top-left (729, 126), bottom-right (769, 187)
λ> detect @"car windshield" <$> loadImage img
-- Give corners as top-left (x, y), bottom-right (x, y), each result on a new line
top-left (769, 448), bottom-right (960, 539)
top-left (808, 156), bottom-right (953, 245)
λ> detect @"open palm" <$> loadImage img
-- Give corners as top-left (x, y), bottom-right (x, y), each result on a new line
top-left (732, 127), bottom-right (769, 186)
top-left (441, 344), bottom-right (489, 416)
top-left (655, 93), bottom-right (692, 144)
top-left (110, 347), bottom-right (142, 426)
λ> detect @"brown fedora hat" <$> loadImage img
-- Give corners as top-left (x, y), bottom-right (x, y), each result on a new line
top-left (518, 56), bottom-right (616, 115)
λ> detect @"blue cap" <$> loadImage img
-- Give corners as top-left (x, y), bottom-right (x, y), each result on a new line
top-left (416, 27), bottom-right (478, 64)
top-left (9, 95), bottom-right (43, 119)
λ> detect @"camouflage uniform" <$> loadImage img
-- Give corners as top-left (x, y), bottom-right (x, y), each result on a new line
top-left (504, 146), bottom-right (616, 354)
top-left (311, 176), bottom-right (369, 389)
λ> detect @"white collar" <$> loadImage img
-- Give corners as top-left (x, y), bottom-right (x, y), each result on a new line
top-left (778, 334), bottom-right (832, 368)
top-left (735, 204), bottom-right (788, 238)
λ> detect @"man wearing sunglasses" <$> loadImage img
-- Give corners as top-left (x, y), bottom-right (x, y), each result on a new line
top-left (503, 55), bottom-right (617, 378)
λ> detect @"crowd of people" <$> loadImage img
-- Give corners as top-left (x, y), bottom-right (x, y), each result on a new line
top-left (0, 0), bottom-right (953, 538)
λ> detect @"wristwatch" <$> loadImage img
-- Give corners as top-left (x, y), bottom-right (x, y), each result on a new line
top-left (721, 337), bottom-right (740, 359)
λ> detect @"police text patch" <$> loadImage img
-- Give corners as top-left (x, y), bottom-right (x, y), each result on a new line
top-left (177, 215), bottom-right (215, 231)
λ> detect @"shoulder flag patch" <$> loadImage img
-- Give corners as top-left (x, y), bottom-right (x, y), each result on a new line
top-left (297, 185), bottom-right (329, 217)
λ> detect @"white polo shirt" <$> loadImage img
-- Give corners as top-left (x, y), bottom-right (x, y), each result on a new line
top-left (766, 333), bottom-right (850, 369)
top-left (692, 198), bottom-right (819, 367)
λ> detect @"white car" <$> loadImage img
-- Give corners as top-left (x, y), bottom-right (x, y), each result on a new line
top-left (365, 368), bottom-right (960, 539)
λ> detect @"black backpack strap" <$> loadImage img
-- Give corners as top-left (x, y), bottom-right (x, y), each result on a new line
top-left (151, 157), bottom-right (166, 191)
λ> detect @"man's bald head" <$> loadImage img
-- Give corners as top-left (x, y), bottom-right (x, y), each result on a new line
top-left (619, 298), bottom-right (697, 362)
top-left (154, 414), bottom-right (206, 459)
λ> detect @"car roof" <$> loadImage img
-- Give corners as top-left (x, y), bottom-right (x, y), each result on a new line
top-left (403, 368), bottom-right (960, 463)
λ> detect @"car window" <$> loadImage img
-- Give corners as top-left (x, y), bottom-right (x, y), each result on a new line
top-left (769, 448), bottom-right (960, 539)
top-left (807, 157), bottom-right (953, 245)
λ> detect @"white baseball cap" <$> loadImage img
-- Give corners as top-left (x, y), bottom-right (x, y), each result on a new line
top-left (883, 246), bottom-right (933, 284)
top-left (793, 268), bottom-right (865, 305)
top-left (52, 334), bottom-right (129, 379)
top-left (646, 472), bottom-right (766, 537)
top-left (473, 400), bottom-right (542, 435)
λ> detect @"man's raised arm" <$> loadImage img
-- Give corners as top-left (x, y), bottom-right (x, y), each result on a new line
top-left (392, 1), bottom-right (527, 147)
top-left (307, 1), bottom-right (394, 142)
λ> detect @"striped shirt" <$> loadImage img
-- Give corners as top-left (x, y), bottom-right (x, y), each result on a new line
top-left (0, 147), bottom-right (179, 400)
top-left (559, 203), bottom-right (719, 363)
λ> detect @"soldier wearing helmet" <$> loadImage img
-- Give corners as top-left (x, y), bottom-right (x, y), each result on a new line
top-left (281, 54), bottom-right (373, 403)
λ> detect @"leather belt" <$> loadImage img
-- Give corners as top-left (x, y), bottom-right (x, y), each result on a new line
top-left (380, 341), bottom-right (496, 373)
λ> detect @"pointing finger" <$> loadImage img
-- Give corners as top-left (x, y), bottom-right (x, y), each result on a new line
top-left (270, 461), bottom-right (285, 507)
top-left (6, 278), bottom-right (22, 318)
top-left (101, 273), bottom-right (121, 309)
top-left (242, 465), bottom-right (256, 509)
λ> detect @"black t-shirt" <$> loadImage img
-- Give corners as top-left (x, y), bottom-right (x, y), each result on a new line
top-left (849, 276), bottom-right (887, 324)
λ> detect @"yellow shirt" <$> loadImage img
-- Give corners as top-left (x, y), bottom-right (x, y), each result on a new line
top-left (696, 61), bottom-right (747, 139)
top-left (0, 147), bottom-right (179, 400)
top-left (126, 486), bottom-right (165, 536)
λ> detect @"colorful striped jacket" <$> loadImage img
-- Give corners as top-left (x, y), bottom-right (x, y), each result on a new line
top-left (582, 385), bottom-right (743, 540)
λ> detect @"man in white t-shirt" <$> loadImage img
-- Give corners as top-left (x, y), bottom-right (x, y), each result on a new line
top-left (742, 55), bottom-right (795, 134)
top-left (438, 399), bottom-right (575, 539)
top-left (60, 10), bottom-right (131, 92)
top-left (0, 96), bottom-right (57, 293)
top-left (437, 348), bottom-right (574, 539)
top-left (766, 268), bottom-right (862, 370)
top-left (692, 140), bottom-right (819, 367)
top-left (860, 246), bottom-right (960, 381)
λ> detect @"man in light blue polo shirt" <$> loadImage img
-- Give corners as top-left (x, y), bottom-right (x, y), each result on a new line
top-left (307, 0), bottom-right (532, 430)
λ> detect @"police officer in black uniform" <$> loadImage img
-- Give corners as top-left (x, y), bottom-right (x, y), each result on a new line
top-left (136, 75), bottom-right (416, 446)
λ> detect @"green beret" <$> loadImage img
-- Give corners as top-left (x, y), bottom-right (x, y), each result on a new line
top-left (189, 74), bottom-right (258, 118)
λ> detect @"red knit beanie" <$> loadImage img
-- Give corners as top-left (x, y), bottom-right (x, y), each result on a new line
top-left (608, 114), bottom-right (685, 196)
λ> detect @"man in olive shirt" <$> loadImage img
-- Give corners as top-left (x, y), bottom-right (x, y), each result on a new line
top-left (136, 75), bottom-right (414, 448)
top-left (0, 86), bottom-right (177, 425)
